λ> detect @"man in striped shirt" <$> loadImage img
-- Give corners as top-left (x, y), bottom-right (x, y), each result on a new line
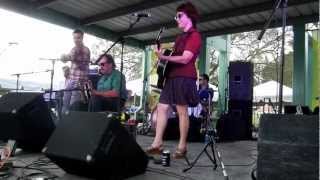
top-left (62, 29), bottom-right (90, 113)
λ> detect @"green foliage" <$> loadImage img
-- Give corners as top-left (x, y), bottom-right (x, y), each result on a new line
top-left (207, 28), bottom-right (294, 87)
top-left (90, 38), bottom-right (143, 81)
top-left (0, 84), bottom-right (9, 95)
top-left (259, 52), bottom-right (293, 87)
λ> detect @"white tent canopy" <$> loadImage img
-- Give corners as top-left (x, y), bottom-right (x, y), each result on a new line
top-left (126, 78), bottom-right (143, 96)
top-left (254, 80), bottom-right (292, 102)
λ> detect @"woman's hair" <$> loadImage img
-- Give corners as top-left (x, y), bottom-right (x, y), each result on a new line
top-left (176, 2), bottom-right (199, 28)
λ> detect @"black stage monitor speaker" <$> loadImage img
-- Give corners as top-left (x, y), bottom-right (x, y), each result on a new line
top-left (0, 92), bottom-right (55, 152)
top-left (257, 114), bottom-right (319, 180)
top-left (44, 111), bottom-right (149, 180)
top-left (229, 61), bottom-right (253, 101)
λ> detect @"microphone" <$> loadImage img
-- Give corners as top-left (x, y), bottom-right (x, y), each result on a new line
top-left (132, 13), bottom-right (151, 18)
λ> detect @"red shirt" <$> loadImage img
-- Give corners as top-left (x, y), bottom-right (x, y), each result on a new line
top-left (167, 28), bottom-right (201, 79)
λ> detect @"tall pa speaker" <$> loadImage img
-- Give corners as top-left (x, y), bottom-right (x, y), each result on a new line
top-left (258, 114), bottom-right (319, 180)
top-left (229, 61), bottom-right (253, 101)
top-left (217, 100), bottom-right (252, 140)
top-left (228, 100), bottom-right (252, 140)
top-left (44, 111), bottom-right (149, 180)
top-left (0, 92), bottom-right (55, 152)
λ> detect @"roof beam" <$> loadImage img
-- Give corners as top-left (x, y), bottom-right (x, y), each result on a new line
top-left (33, 0), bottom-right (60, 9)
top-left (144, 14), bottom-right (319, 45)
top-left (80, 0), bottom-right (183, 25)
top-left (0, 0), bottom-right (145, 49)
top-left (123, 0), bottom-right (317, 36)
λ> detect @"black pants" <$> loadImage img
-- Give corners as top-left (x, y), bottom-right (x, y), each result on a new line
top-left (88, 95), bottom-right (125, 112)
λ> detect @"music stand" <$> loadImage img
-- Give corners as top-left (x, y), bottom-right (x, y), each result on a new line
top-left (183, 94), bottom-right (229, 180)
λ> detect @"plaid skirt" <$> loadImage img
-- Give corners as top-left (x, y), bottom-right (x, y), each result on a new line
top-left (159, 77), bottom-right (199, 107)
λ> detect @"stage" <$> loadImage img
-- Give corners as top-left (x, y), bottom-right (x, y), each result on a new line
top-left (3, 135), bottom-right (257, 180)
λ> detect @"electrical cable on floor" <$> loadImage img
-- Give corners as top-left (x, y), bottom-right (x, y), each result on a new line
top-left (12, 165), bottom-right (59, 180)
top-left (0, 156), bottom-right (60, 179)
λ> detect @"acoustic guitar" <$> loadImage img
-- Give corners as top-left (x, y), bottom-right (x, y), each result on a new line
top-left (155, 27), bottom-right (172, 89)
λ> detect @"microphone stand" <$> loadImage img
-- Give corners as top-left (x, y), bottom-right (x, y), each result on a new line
top-left (39, 58), bottom-right (59, 103)
top-left (257, 0), bottom-right (288, 114)
top-left (11, 69), bottom-right (51, 92)
top-left (101, 16), bottom-right (143, 115)
top-left (101, 16), bottom-right (142, 56)
top-left (50, 60), bottom-right (55, 102)
top-left (11, 73), bottom-right (20, 92)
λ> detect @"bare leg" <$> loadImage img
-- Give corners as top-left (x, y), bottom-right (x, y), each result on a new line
top-left (151, 103), bottom-right (170, 148)
top-left (176, 104), bottom-right (189, 151)
top-left (151, 107), bottom-right (157, 130)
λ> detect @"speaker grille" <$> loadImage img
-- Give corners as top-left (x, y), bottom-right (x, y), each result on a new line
top-left (45, 111), bottom-right (148, 179)
top-left (0, 92), bottom-right (55, 152)
top-left (258, 114), bottom-right (319, 180)
top-left (228, 61), bottom-right (253, 101)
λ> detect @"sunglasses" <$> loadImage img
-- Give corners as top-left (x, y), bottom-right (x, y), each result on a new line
top-left (99, 62), bottom-right (107, 66)
top-left (174, 13), bottom-right (184, 21)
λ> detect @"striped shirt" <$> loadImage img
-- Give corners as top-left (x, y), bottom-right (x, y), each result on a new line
top-left (69, 45), bottom-right (90, 82)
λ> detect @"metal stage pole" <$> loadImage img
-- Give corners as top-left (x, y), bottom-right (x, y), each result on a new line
top-left (257, 0), bottom-right (288, 114)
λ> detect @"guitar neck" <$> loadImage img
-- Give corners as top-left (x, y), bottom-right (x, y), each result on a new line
top-left (156, 40), bottom-right (161, 50)
top-left (155, 27), bottom-right (164, 50)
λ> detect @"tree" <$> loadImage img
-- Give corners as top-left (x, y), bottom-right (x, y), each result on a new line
top-left (90, 38), bottom-right (143, 81)
top-left (230, 28), bottom-right (293, 86)
top-left (207, 49), bottom-right (219, 86)
top-left (0, 84), bottom-right (9, 96)
top-left (207, 27), bottom-right (294, 86)
top-left (260, 52), bottom-right (293, 88)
